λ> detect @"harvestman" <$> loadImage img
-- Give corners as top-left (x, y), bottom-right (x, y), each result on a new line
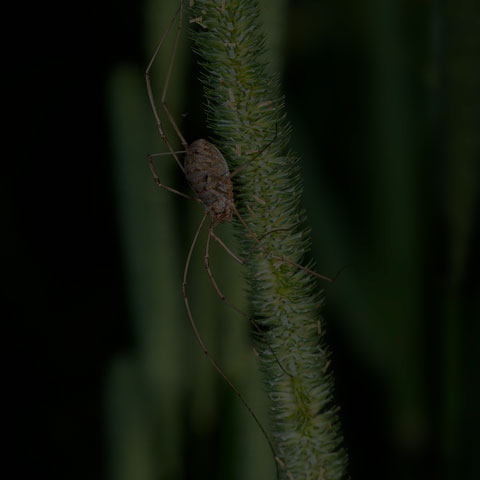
top-left (145, 1), bottom-right (333, 475)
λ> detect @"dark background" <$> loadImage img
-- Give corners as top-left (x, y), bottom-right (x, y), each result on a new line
top-left (11, 0), bottom-right (479, 479)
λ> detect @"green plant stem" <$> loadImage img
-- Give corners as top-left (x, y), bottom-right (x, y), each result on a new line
top-left (189, 1), bottom-right (348, 478)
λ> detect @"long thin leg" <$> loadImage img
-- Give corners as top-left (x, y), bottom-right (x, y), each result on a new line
top-left (147, 154), bottom-right (200, 202)
top-left (230, 124), bottom-right (278, 179)
top-left (204, 226), bottom-right (293, 378)
top-left (148, 150), bottom-right (186, 158)
top-left (182, 213), bottom-right (281, 480)
top-left (243, 228), bottom-right (290, 264)
top-left (210, 230), bottom-right (244, 265)
top-left (159, 2), bottom-right (190, 151)
top-left (233, 204), bottom-right (333, 283)
top-left (210, 227), bottom-right (291, 266)
top-left (145, 1), bottom-right (186, 173)
top-left (204, 227), bottom-right (243, 313)
top-left (210, 211), bottom-right (327, 282)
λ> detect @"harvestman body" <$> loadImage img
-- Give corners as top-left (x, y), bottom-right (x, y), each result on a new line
top-left (145, 2), bottom-right (333, 477)
top-left (184, 139), bottom-right (233, 224)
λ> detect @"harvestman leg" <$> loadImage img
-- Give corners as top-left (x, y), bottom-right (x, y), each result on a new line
top-left (145, 178), bottom-right (285, 474)
top-left (145, 4), bottom-right (199, 202)
top-left (233, 204), bottom-right (333, 283)
top-left (145, 2), bottom-right (187, 173)
top-left (183, 211), bottom-right (282, 479)
top-left (204, 222), bottom-right (294, 378)
top-left (148, 152), bottom-right (198, 201)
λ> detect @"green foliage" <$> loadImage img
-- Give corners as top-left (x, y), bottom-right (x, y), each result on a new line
top-left (106, 1), bottom-right (188, 478)
top-left (107, 65), bottom-right (185, 479)
top-left (189, 1), bottom-right (348, 478)
top-left (105, 0), bottom-right (479, 479)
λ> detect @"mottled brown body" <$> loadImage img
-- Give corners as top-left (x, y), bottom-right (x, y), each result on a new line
top-left (184, 139), bottom-right (234, 223)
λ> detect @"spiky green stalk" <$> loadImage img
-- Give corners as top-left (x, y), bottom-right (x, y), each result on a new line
top-left (189, 1), bottom-right (348, 478)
